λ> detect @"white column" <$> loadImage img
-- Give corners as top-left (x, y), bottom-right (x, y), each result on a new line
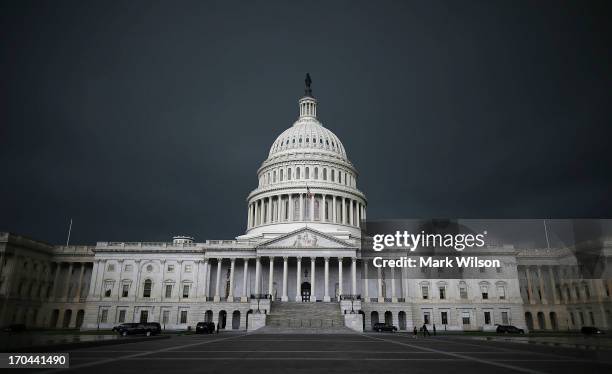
top-left (377, 267), bottom-right (384, 302)
top-left (63, 262), bottom-right (74, 299)
top-left (241, 259), bottom-right (249, 302)
top-left (277, 195), bottom-right (282, 222)
top-left (363, 260), bottom-right (369, 302)
top-left (310, 257), bottom-right (316, 302)
top-left (391, 267), bottom-right (397, 302)
top-left (295, 257), bottom-right (302, 302)
top-left (288, 194), bottom-right (293, 221)
top-left (267, 197), bottom-right (272, 223)
top-left (324, 257), bottom-right (330, 302)
top-left (332, 196), bottom-right (337, 223)
top-left (228, 258), bottom-right (235, 302)
top-left (259, 199), bottom-right (264, 225)
top-left (214, 258), bottom-right (222, 302)
top-left (338, 257), bottom-right (343, 301)
top-left (201, 258), bottom-right (209, 299)
top-left (86, 261), bottom-right (97, 299)
top-left (310, 193), bottom-right (315, 221)
top-left (341, 198), bottom-right (346, 224)
top-left (356, 202), bottom-right (360, 227)
top-left (247, 204), bottom-right (251, 228)
top-left (299, 194), bottom-right (304, 220)
top-left (322, 194), bottom-right (326, 222)
top-left (75, 263), bottom-right (86, 301)
top-left (351, 258), bottom-right (357, 295)
top-left (199, 259), bottom-right (207, 299)
top-left (255, 257), bottom-right (261, 295)
top-left (268, 257), bottom-right (274, 298)
top-left (282, 257), bottom-right (288, 301)
top-left (349, 199), bottom-right (354, 226)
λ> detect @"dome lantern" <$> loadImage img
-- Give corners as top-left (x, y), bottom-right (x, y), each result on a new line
top-left (298, 73), bottom-right (317, 120)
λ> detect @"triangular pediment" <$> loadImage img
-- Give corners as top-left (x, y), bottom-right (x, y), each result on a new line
top-left (256, 227), bottom-right (355, 249)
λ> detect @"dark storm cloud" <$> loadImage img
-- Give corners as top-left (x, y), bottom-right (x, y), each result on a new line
top-left (1, 0), bottom-right (611, 244)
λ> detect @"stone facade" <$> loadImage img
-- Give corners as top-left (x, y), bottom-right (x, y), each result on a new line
top-left (1, 80), bottom-right (610, 332)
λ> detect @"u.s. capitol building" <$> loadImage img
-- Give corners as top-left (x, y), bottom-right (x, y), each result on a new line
top-left (1, 77), bottom-right (611, 332)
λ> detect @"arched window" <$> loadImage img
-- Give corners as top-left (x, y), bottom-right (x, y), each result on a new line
top-left (143, 280), bottom-right (152, 298)
top-left (280, 169), bottom-right (284, 181)
top-left (296, 167), bottom-right (301, 180)
top-left (287, 168), bottom-right (292, 180)
top-left (314, 167), bottom-right (319, 179)
top-left (323, 168), bottom-right (327, 180)
top-left (273, 171), bottom-right (276, 183)
top-left (305, 167), bottom-right (309, 179)
top-left (331, 170), bottom-right (335, 182)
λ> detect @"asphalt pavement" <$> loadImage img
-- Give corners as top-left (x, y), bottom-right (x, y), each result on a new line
top-left (23, 332), bottom-right (612, 374)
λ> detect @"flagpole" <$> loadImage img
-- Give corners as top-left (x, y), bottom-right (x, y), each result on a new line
top-left (66, 218), bottom-right (73, 246)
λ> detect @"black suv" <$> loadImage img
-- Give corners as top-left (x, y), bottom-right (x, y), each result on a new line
top-left (113, 323), bottom-right (161, 337)
top-left (196, 322), bottom-right (216, 334)
top-left (581, 326), bottom-right (604, 335)
top-left (373, 323), bottom-right (398, 332)
top-left (496, 325), bottom-right (525, 334)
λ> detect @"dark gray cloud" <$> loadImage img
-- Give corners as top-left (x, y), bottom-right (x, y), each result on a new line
top-left (1, 0), bottom-right (611, 244)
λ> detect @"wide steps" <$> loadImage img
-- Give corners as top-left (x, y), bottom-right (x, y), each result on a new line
top-left (262, 301), bottom-right (349, 333)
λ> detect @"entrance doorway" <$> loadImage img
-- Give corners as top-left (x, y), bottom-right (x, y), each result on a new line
top-left (301, 282), bottom-right (311, 302)
top-left (140, 310), bottom-right (148, 323)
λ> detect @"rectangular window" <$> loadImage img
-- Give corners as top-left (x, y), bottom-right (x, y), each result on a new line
top-left (107, 264), bottom-right (115, 272)
top-left (183, 285), bottom-right (190, 298)
top-left (122, 284), bottom-right (129, 297)
top-left (497, 286), bottom-right (506, 300)
top-left (165, 284), bottom-right (173, 298)
top-left (484, 311), bottom-right (491, 325)
top-left (422, 286), bottom-right (429, 300)
top-left (118, 310), bottom-right (126, 323)
top-left (185, 264), bottom-right (192, 272)
top-left (501, 312), bottom-right (509, 325)
top-left (100, 309), bottom-right (108, 323)
top-left (105, 288), bottom-right (112, 297)
top-left (441, 312), bottom-right (448, 325)
top-left (496, 267), bottom-right (502, 273)
top-left (459, 286), bottom-right (468, 299)
top-left (423, 312), bottom-right (430, 325)
top-left (482, 292), bottom-right (488, 300)
top-left (180, 310), bottom-right (188, 324)
top-left (125, 264), bottom-right (133, 272)
top-left (162, 310), bottom-right (170, 325)
top-left (439, 287), bottom-right (445, 300)
top-left (168, 264), bottom-right (175, 272)
top-left (462, 312), bottom-right (470, 325)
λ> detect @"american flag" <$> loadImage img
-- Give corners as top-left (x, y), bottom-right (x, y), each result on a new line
top-left (306, 184), bottom-right (313, 198)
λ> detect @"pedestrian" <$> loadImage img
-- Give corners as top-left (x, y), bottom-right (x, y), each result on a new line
top-left (433, 324), bottom-right (437, 336)
top-left (413, 326), bottom-right (418, 339)
top-left (423, 323), bottom-right (430, 337)
top-left (216, 322), bottom-right (220, 334)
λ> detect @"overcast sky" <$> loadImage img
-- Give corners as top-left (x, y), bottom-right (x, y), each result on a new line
top-left (1, 1), bottom-right (611, 245)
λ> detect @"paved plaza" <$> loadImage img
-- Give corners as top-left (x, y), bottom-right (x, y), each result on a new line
top-left (28, 332), bottom-right (612, 374)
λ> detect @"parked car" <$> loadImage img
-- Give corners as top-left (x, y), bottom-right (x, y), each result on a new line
top-left (113, 323), bottom-right (160, 337)
top-left (581, 326), bottom-right (604, 335)
top-left (196, 322), bottom-right (216, 334)
top-left (496, 325), bottom-right (525, 334)
top-left (373, 323), bottom-right (397, 332)
top-left (3, 324), bottom-right (26, 333)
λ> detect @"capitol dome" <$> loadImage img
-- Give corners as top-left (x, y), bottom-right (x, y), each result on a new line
top-left (242, 74), bottom-right (367, 239)
top-left (267, 99), bottom-right (348, 162)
